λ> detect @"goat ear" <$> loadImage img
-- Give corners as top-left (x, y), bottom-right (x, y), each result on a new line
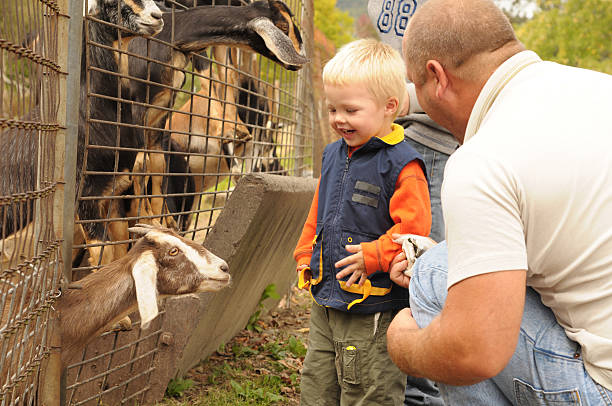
top-left (247, 18), bottom-right (308, 67)
top-left (128, 223), bottom-right (155, 236)
top-left (131, 252), bottom-right (159, 329)
top-left (268, 0), bottom-right (294, 18)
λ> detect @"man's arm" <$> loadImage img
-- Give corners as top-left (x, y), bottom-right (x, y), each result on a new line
top-left (387, 269), bottom-right (526, 385)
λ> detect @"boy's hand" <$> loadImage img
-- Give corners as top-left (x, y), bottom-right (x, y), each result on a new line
top-left (296, 264), bottom-right (312, 290)
top-left (335, 245), bottom-right (367, 288)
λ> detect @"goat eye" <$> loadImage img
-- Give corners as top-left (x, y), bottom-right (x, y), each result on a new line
top-left (277, 22), bottom-right (289, 32)
top-left (169, 247), bottom-right (179, 256)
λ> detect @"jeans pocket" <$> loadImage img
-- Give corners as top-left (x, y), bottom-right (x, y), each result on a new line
top-left (341, 345), bottom-right (360, 385)
top-left (514, 379), bottom-right (582, 405)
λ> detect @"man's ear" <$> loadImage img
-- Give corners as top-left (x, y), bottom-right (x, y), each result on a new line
top-left (425, 60), bottom-right (450, 100)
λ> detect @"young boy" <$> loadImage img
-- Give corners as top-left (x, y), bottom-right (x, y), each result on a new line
top-left (293, 39), bottom-right (431, 405)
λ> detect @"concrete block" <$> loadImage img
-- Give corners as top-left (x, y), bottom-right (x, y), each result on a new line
top-left (162, 174), bottom-right (316, 379)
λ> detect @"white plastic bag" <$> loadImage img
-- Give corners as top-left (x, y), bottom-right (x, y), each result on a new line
top-left (393, 234), bottom-right (437, 277)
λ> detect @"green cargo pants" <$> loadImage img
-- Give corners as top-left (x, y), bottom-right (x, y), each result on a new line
top-left (300, 303), bottom-right (406, 406)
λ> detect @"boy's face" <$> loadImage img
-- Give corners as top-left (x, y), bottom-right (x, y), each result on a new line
top-left (324, 84), bottom-right (398, 147)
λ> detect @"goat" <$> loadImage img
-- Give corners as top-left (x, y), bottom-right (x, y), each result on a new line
top-left (0, 224), bottom-right (229, 389)
top-left (0, 32), bottom-right (52, 240)
top-left (163, 63), bottom-right (282, 231)
top-left (3, 0), bottom-right (307, 270)
top-left (59, 224), bottom-right (230, 365)
top-left (125, 1), bottom-right (306, 227)
top-left (0, 0), bottom-right (164, 268)
top-left (73, 0), bottom-right (165, 269)
top-left (0, 111), bottom-right (39, 240)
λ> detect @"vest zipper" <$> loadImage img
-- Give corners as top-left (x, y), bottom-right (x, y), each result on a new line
top-left (333, 154), bottom-right (351, 227)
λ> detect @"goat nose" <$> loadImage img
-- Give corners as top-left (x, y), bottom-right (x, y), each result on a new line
top-left (220, 261), bottom-right (229, 274)
top-left (151, 10), bottom-right (162, 20)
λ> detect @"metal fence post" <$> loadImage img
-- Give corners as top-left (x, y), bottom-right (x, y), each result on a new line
top-left (57, 0), bottom-right (84, 285)
top-left (45, 0), bottom-right (84, 404)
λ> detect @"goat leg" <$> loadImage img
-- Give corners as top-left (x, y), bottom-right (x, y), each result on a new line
top-left (128, 152), bottom-right (166, 229)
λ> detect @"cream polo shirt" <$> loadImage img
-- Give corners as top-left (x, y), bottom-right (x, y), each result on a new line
top-left (442, 51), bottom-right (612, 389)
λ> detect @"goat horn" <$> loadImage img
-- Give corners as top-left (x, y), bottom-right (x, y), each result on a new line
top-left (247, 18), bottom-right (309, 67)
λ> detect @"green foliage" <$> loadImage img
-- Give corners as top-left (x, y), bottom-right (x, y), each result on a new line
top-left (314, 0), bottom-right (355, 48)
top-left (514, 0), bottom-right (612, 74)
top-left (230, 376), bottom-right (285, 403)
top-left (263, 341), bottom-right (287, 360)
top-left (287, 336), bottom-right (307, 358)
top-left (231, 343), bottom-right (259, 358)
top-left (165, 378), bottom-right (195, 398)
top-left (207, 361), bottom-right (236, 385)
top-left (246, 284), bottom-right (280, 332)
top-left (262, 336), bottom-right (306, 360)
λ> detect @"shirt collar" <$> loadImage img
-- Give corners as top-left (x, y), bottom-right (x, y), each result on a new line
top-left (346, 123), bottom-right (405, 155)
top-left (464, 50), bottom-right (542, 143)
top-left (378, 123), bottom-right (405, 145)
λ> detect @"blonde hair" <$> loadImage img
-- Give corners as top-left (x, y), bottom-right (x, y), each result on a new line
top-left (322, 39), bottom-right (406, 112)
top-left (404, 0), bottom-right (522, 84)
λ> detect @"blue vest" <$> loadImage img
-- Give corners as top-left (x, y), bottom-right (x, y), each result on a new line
top-left (309, 126), bottom-right (425, 313)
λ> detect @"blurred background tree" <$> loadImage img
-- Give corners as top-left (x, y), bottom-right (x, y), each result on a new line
top-left (314, 0), bottom-right (355, 49)
top-left (513, 0), bottom-right (612, 74)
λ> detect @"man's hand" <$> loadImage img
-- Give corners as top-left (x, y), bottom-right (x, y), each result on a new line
top-left (335, 244), bottom-right (367, 287)
top-left (393, 233), bottom-right (437, 277)
top-left (389, 250), bottom-right (411, 288)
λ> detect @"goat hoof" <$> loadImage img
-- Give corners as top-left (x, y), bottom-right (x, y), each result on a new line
top-left (112, 316), bottom-right (132, 331)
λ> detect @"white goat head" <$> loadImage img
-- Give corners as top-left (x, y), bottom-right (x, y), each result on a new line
top-left (127, 224), bottom-right (230, 328)
top-left (246, 0), bottom-right (308, 70)
top-left (87, 0), bottom-right (164, 36)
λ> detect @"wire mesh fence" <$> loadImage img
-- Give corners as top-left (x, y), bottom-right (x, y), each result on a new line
top-left (71, 0), bottom-right (315, 272)
top-left (1, 0), bottom-right (316, 403)
top-left (63, 0), bottom-right (316, 404)
top-left (0, 0), bottom-right (64, 403)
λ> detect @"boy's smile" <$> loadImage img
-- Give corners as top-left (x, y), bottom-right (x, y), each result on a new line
top-left (324, 84), bottom-right (398, 148)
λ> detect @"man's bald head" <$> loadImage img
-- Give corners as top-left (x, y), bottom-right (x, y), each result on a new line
top-left (403, 0), bottom-right (524, 85)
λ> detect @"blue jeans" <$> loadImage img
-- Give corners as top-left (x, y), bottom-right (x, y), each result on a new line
top-left (403, 138), bottom-right (448, 244)
top-left (409, 242), bottom-right (612, 405)
top-left (402, 138), bottom-right (447, 405)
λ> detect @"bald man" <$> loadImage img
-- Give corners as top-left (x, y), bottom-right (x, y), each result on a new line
top-left (386, 0), bottom-right (612, 404)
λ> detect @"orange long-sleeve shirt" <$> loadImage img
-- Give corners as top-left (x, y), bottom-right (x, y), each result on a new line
top-left (293, 159), bottom-right (431, 276)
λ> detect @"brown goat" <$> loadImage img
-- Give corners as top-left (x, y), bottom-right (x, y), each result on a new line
top-left (58, 224), bottom-right (230, 364)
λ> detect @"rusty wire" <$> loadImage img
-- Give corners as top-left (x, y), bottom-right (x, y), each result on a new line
top-left (2, 0), bottom-right (316, 403)
top-left (0, 0), bottom-right (63, 403)
top-left (62, 0), bottom-right (316, 404)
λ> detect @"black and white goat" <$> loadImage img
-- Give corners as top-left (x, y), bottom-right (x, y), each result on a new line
top-left (2, 0), bottom-right (306, 270)
top-left (74, 0), bottom-right (165, 268)
top-left (125, 0), bottom-right (306, 226)
top-left (59, 224), bottom-right (230, 364)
